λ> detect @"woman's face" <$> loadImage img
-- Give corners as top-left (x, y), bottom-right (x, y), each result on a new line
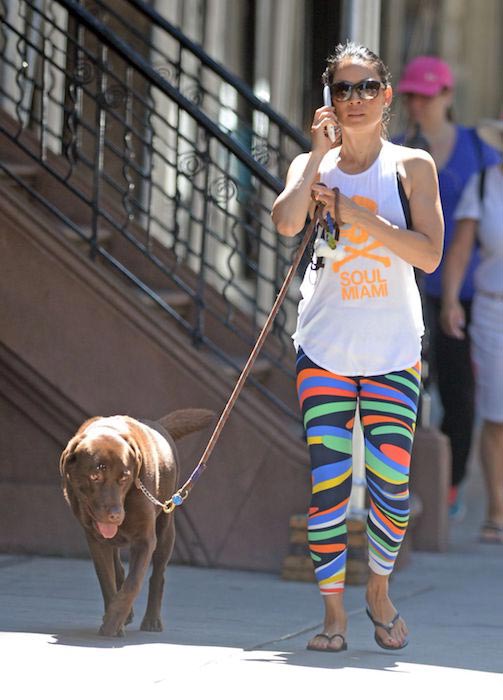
top-left (330, 60), bottom-right (391, 134)
top-left (403, 90), bottom-right (453, 126)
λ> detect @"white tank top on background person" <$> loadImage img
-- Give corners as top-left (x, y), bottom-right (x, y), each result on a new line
top-left (454, 165), bottom-right (503, 296)
top-left (293, 140), bottom-right (425, 376)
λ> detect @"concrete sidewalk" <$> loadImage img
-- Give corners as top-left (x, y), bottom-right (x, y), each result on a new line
top-left (1, 460), bottom-right (502, 699)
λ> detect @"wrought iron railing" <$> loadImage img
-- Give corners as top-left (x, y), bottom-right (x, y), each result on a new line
top-left (87, 0), bottom-right (310, 181)
top-left (0, 0), bottom-right (310, 420)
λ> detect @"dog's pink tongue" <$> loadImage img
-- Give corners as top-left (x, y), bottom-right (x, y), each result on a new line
top-left (97, 522), bottom-right (118, 539)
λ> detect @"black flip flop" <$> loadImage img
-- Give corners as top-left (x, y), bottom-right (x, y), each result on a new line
top-left (306, 632), bottom-right (348, 652)
top-left (366, 608), bottom-right (408, 650)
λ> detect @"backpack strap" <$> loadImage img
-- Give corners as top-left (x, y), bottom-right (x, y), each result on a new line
top-left (397, 172), bottom-right (412, 229)
top-left (471, 127), bottom-right (487, 204)
top-left (479, 167), bottom-right (487, 203)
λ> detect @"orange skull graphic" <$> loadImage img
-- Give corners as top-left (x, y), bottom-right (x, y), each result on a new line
top-left (341, 196), bottom-right (377, 243)
top-left (332, 195), bottom-right (391, 272)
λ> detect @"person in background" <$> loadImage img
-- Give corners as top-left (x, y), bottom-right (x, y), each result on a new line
top-left (441, 117), bottom-right (503, 544)
top-left (395, 56), bottom-right (501, 519)
top-left (272, 42), bottom-right (443, 652)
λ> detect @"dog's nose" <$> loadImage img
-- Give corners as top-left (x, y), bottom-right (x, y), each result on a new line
top-left (106, 508), bottom-right (123, 523)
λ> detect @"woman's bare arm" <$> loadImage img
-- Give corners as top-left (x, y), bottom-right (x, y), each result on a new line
top-left (440, 218), bottom-right (477, 338)
top-left (271, 152), bottom-right (320, 236)
top-left (310, 147), bottom-right (444, 273)
top-left (271, 105), bottom-right (338, 237)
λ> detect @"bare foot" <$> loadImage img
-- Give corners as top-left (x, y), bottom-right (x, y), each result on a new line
top-left (307, 626), bottom-right (347, 651)
top-left (366, 573), bottom-right (408, 649)
top-left (307, 594), bottom-right (347, 651)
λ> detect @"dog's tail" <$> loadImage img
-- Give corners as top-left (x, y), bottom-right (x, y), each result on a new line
top-left (158, 408), bottom-right (215, 441)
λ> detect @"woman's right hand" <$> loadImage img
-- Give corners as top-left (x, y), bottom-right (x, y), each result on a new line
top-left (440, 300), bottom-right (466, 339)
top-left (310, 106), bottom-right (339, 153)
top-left (271, 107), bottom-right (338, 237)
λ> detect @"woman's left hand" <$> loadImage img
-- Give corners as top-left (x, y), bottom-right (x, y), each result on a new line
top-left (311, 183), bottom-right (362, 226)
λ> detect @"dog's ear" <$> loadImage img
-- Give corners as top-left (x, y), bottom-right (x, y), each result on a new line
top-left (59, 436), bottom-right (81, 477)
top-left (126, 435), bottom-right (143, 481)
top-left (59, 436), bottom-right (80, 502)
top-left (59, 417), bottom-right (101, 481)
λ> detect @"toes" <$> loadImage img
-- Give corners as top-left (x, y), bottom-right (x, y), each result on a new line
top-left (328, 638), bottom-right (345, 651)
top-left (307, 632), bottom-right (346, 651)
top-left (378, 631), bottom-right (397, 647)
top-left (376, 622), bottom-right (406, 648)
top-left (396, 620), bottom-right (408, 643)
top-left (307, 635), bottom-right (329, 651)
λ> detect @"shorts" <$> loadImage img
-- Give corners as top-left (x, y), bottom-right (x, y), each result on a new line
top-left (470, 293), bottom-right (503, 422)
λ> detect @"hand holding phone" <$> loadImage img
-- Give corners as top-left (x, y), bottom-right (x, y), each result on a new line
top-left (323, 85), bottom-right (337, 143)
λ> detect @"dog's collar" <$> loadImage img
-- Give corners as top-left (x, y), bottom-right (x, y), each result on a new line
top-left (135, 478), bottom-right (186, 513)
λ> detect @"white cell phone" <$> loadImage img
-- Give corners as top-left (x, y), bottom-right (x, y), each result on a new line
top-left (323, 85), bottom-right (336, 143)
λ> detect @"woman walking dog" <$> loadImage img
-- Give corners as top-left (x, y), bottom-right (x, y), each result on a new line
top-left (272, 42), bottom-right (443, 651)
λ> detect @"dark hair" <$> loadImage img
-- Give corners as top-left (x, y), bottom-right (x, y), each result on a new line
top-left (322, 41), bottom-right (391, 88)
top-left (322, 41), bottom-right (392, 139)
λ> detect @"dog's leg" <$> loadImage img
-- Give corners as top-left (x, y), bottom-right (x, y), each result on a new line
top-left (113, 549), bottom-right (134, 625)
top-left (141, 513), bottom-right (176, 632)
top-left (85, 533), bottom-right (118, 615)
top-left (113, 547), bottom-right (125, 589)
top-left (99, 536), bottom-right (155, 637)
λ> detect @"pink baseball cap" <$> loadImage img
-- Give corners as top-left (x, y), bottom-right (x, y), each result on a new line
top-left (397, 56), bottom-right (454, 96)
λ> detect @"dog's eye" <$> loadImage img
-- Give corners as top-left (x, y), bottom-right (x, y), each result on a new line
top-left (89, 472), bottom-right (102, 482)
top-left (119, 470), bottom-right (131, 483)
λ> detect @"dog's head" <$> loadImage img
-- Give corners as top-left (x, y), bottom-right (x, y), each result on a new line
top-left (60, 417), bottom-right (143, 540)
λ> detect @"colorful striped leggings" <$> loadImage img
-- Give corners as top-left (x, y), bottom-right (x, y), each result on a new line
top-left (296, 349), bottom-right (421, 595)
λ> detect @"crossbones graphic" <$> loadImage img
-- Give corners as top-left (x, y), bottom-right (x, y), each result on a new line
top-left (332, 240), bottom-right (391, 271)
top-left (331, 195), bottom-right (391, 271)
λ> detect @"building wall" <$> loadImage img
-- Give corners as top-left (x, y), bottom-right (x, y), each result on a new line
top-left (381, 0), bottom-right (503, 134)
top-left (439, 0), bottom-right (502, 124)
top-left (173, 0), bottom-right (502, 138)
top-left (159, 0), bottom-right (502, 136)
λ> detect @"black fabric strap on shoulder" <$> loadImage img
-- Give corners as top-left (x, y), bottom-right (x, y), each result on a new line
top-left (396, 172), bottom-right (412, 229)
top-left (479, 168), bottom-right (487, 203)
top-left (471, 128), bottom-right (487, 203)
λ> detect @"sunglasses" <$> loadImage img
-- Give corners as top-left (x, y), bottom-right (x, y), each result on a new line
top-left (330, 79), bottom-right (385, 102)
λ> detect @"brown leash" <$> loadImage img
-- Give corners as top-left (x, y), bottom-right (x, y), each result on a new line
top-left (158, 205), bottom-right (323, 513)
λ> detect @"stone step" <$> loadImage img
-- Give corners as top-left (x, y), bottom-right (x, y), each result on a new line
top-left (133, 288), bottom-right (193, 318)
top-left (0, 162), bottom-right (39, 189)
top-left (58, 224), bottom-right (113, 246)
top-left (205, 351), bottom-right (273, 382)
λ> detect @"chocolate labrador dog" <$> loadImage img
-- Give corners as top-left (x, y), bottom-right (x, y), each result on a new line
top-left (59, 408), bottom-right (213, 637)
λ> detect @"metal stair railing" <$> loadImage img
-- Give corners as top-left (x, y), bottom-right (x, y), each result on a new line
top-left (88, 0), bottom-right (310, 182)
top-left (0, 0), bottom-right (310, 421)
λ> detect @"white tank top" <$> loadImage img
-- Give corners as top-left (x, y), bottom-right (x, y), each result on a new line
top-left (293, 140), bottom-right (424, 376)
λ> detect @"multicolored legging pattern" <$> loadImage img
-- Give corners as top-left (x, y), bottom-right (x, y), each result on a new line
top-left (296, 349), bottom-right (420, 595)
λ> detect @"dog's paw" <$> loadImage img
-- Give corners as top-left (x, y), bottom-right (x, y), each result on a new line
top-left (99, 622), bottom-right (125, 637)
top-left (140, 615), bottom-right (163, 632)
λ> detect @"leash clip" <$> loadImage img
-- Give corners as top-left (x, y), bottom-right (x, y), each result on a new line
top-left (162, 488), bottom-right (189, 513)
